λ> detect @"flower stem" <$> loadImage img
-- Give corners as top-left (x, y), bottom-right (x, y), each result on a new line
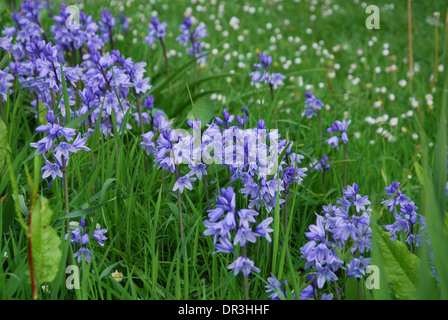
top-left (333, 280), bottom-right (341, 300)
top-left (322, 171), bottom-right (326, 194)
top-left (136, 94), bottom-right (145, 136)
top-left (242, 246), bottom-right (249, 300)
top-left (175, 165), bottom-right (185, 247)
top-left (409, 223), bottom-right (415, 254)
top-left (160, 38), bottom-right (172, 93)
top-left (430, 17), bottom-right (439, 93)
top-left (27, 205), bottom-right (37, 299)
top-left (204, 175), bottom-right (210, 208)
top-left (343, 144), bottom-right (347, 186)
top-left (62, 156), bottom-right (70, 231)
top-left (0, 100), bottom-right (5, 123)
top-left (407, 0), bottom-right (414, 93)
top-left (318, 111), bottom-right (322, 151)
top-left (269, 83), bottom-right (278, 128)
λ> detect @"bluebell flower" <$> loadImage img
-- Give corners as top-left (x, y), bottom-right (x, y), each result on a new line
top-left (188, 163), bottom-right (207, 180)
top-left (41, 160), bottom-right (63, 180)
top-left (321, 293), bottom-right (334, 300)
top-left (145, 17), bottom-right (168, 46)
top-left (346, 257), bottom-right (371, 279)
top-left (176, 17), bottom-right (208, 64)
top-left (74, 246), bottom-right (92, 263)
top-left (93, 228), bottom-right (108, 247)
top-left (300, 183), bottom-right (372, 295)
top-left (249, 52), bottom-right (285, 90)
top-left (228, 256), bottom-right (260, 277)
top-left (204, 186), bottom-right (273, 278)
top-left (143, 95), bottom-right (155, 110)
top-left (255, 217), bottom-right (274, 242)
top-left (325, 120), bottom-right (351, 150)
top-left (302, 91), bottom-right (324, 119)
top-left (66, 218), bottom-right (107, 263)
top-left (265, 274), bottom-right (295, 300)
top-left (31, 122), bottom-right (90, 180)
top-left (0, 67), bottom-right (14, 101)
top-left (214, 108), bottom-right (234, 128)
top-left (173, 175), bottom-right (196, 194)
top-left (214, 236), bottom-right (234, 254)
top-left (98, 7), bottom-right (115, 45)
top-left (311, 155), bottom-right (331, 173)
top-left (382, 181), bottom-right (424, 248)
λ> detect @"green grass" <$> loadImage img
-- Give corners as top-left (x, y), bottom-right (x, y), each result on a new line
top-left (0, 0), bottom-right (447, 300)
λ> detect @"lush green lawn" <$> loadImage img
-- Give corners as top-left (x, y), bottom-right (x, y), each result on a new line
top-left (0, 0), bottom-right (447, 300)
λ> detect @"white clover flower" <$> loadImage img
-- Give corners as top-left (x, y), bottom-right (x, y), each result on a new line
top-left (389, 117), bottom-right (398, 127)
top-left (365, 116), bottom-right (375, 125)
top-left (112, 270), bottom-right (123, 282)
top-left (229, 16), bottom-right (240, 30)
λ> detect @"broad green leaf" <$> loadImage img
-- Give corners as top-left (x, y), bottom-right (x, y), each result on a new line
top-left (414, 161), bottom-right (425, 188)
top-left (37, 99), bottom-right (48, 127)
top-left (374, 225), bottom-right (418, 300)
top-left (0, 54), bottom-right (9, 70)
top-left (31, 196), bottom-right (62, 286)
top-left (186, 98), bottom-right (216, 127)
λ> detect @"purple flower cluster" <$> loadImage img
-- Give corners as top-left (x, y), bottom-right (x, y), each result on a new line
top-left (265, 274), bottom-right (295, 300)
top-left (302, 91), bottom-right (324, 119)
top-left (78, 47), bottom-right (152, 137)
top-left (382, 181), bottom-right (424, 247)
top-left (51, 4), bottom-right (105, 54)
top-left (176, 17), bottom-right (208, 64)
top-left (2, 3), bottom-right (150, 140)
top-left (30, 115), bottom-right (90, 180)
top-left (65, 218), bottom-right (108, 263)
top-left (98, 7), bottom-right (116, 46)
top-left (144, 17), bottom-right (168, 47)
top-left (249, 52), bottom-right (286, 90)
top-left (299, 274), bottom-right (334, 300)
top-left (310, 155), bottom-right (331, 174)
top-left (325, 120), bottom-right (351, 150)
top-left (203, 186), bottom-right (273, 277)
top-left (142, 107), bottom-right (308, 207)
top-left (299, 183), bottom-right (372, 295)
top-left (0, 67), bottom-right (14, 102)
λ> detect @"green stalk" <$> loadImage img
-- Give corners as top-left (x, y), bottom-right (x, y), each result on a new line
top-left (242, 246), bottom-right (249, 300)
top-left (430, 13), bottom-right (440, 93)
top-left (62, 156), bottom-right (70, 231)
top-left (160, 38), bottom-right (172, 93)
top-left (175, 165), bottom-right (185, 247)
top-left (407, 0), bottom-right (414, 93)
top-left (343, 143), bottom-right (347, 186)
top-left (269, 83), bottom-right (278, 128)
